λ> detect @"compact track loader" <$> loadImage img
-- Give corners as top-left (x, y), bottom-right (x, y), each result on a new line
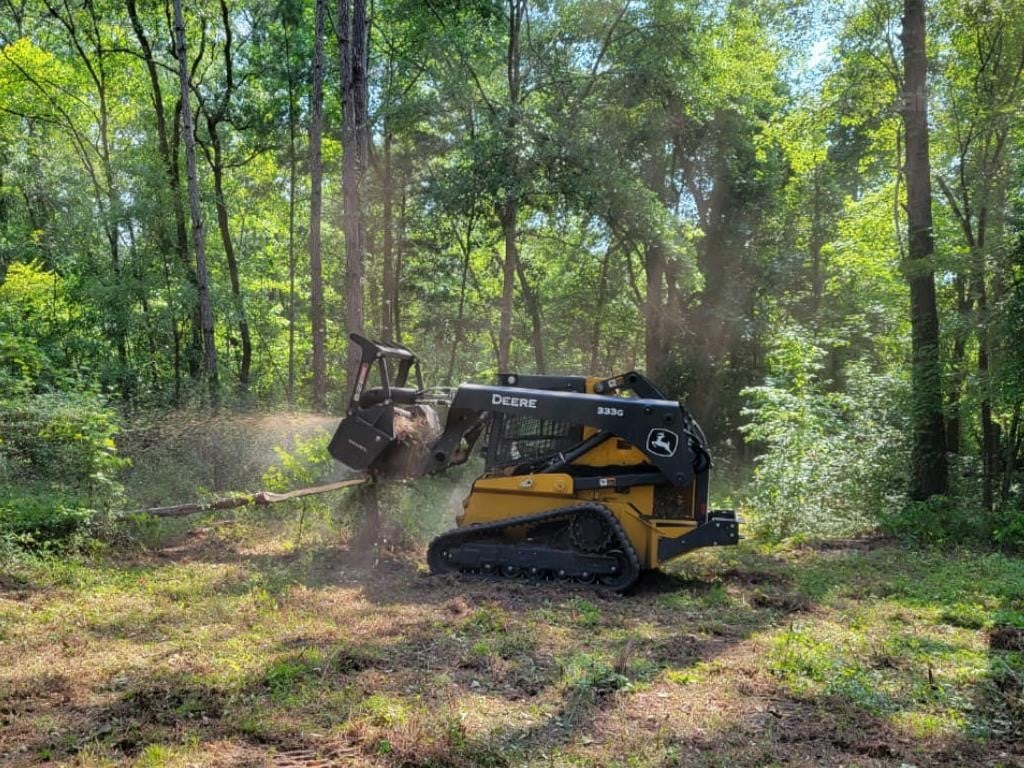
top-left (329, 334), bottom-right (739, 591)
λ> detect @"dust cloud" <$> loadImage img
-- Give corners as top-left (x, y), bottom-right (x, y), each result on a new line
top-left (118, 409), bottom-right (345, 508)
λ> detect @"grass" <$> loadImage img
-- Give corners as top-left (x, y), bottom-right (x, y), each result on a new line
top-left (1, 516), bottom-right (1023, 767)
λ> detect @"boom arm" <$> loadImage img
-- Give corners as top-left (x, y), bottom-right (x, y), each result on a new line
top-left (426, 383), bottom-right (699, 487)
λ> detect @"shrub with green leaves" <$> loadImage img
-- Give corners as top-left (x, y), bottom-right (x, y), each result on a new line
top-left (0, 489), bottom-right (97, 543)
top-left (0, 260), bottom-right (100, 396)
top-left (880, 495), bottom-right (976, 548)
top-left (993, 505), bottom-right (1024, 551)
top-left (376, 460), bottom-right (483, 546)
top-left (742, 322), bottom-right (908, 540)
top-left (0, 391), bottom-right (126, 543)
top-left (261, 430), bottom-right (335, 491)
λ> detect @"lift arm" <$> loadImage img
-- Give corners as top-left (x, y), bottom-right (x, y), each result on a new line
top-left (426, 383), bottom-right (699, 487)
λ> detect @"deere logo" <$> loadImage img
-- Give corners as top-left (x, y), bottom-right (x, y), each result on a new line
top-left (646, 428), bottom-right (679, 457)
top-left (492, 393), bottom-right (538, 409)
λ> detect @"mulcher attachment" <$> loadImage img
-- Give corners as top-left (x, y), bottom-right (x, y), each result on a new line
top-left (327, 334), bottom-right (442, 478)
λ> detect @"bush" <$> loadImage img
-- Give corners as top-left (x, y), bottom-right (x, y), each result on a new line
top-left (261, 430), bottom-right (336, 491)
top-left (0, 391), bottom-right (126, 543)
top-left (879, 495), bottom-right (978, 548)
top-left (0, 489), bottom-right (97, 543)
top-left (878, 459), bottom-right (1024, 552)
top-left (741, 323), bottom-right (907, 540)
top-left (0, 392), bottom-right (127, 494)
top-left (378, 461), bottom-right (481, 544)
top-left (993, 505), bottom-right (1024, 551)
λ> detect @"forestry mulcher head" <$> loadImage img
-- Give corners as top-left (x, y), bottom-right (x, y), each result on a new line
top-left (329, 335), bottom-right (739, 591)
top-left (327, 334), bottom-right (445, 479)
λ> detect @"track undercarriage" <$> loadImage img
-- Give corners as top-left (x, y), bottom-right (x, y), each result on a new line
top-left (427, 503), bottom-right (641, 591)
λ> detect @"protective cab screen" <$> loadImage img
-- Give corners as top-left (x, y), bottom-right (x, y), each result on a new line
top-left (487, 414), bottom-right (583, 469)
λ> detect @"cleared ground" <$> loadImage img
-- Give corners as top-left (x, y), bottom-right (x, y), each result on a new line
top-left (1, 512), bottom-right (1022, 767)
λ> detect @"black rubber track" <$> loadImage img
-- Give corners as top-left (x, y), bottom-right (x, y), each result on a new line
top-left (426, 502), bottom-right (642, 592)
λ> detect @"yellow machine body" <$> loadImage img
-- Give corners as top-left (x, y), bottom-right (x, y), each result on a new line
top-left (456, 377), bottom-right (700, 570)
top-left (458, 475), bottom-right (699, 569)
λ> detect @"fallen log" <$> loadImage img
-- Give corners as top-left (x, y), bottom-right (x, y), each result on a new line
top-left (119, 475), bottom-right (369, 518)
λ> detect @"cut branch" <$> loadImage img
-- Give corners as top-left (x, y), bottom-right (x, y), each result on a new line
top-left (120, 476), bottom-right (369, 518)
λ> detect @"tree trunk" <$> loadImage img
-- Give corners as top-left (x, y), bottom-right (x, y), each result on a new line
top-left (208, 127), bottom-right (252, 390)
top-left (381, 131), bottom-right (395, 340)
top-left (192, 0), bottom-right (248, 392)
top-left (946, 275), bottom-right (969, 454)
top-left (496, 0), bottom-right (526, 374)
top-left (515, 258), bottom-right (545, 373)
top-left (126, 0), bottom-right (200, 392)
top-left (809, 170), bottom-right (825, 321)
top-left (394, 188), bottom-right (405, 343)
top-left (339, 0), bottom-right (368, 386)
top-left (446, 222), bottom-right (472, 385)
top-left (901, 0), bottom-right (947, 499)
top-left (172, 97), bottom-right (204, 380)
top-left (309, 0), bottom-right (327, 409)
top-left (1003, 405), bottom-right (1021, 505)
top-left (172, 0), bottom-right (218, 392)
top-left (690, 160), bottom-right (734, 425)
top-left (286, 32), bottom-right (297, 406)
top-left (93, 35), bottom-right (130, 397)
top-left (46, 0), bottom-right (132, 395)
top-left (972, 251), bottom-right (996, 510)
top-left (644, 239), bottom-right (667, 384)
top-left (590, 246), bottom-right (612, 374)
top-left (498, 203), bottom-right (518, 371)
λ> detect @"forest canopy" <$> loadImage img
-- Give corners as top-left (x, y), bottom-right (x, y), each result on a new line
top-left (1, 0), bottom-right (1023, 547)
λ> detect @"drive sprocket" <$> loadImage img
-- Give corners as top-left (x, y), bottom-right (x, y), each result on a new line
top-left (569, 511), bottom-right (612, 552)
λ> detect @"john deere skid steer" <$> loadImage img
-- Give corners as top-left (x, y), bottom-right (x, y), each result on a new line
top-left (329, 334), bottom-right (739, 591)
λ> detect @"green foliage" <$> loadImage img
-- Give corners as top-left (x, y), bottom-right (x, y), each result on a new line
top-left (0, 489), bottom-right (96, 544)
top-left (569, 597), bottom-right (602, 627)
top-left (0, 392), bottom-right (127, 493)
top-left (880, 495), bottom-right (975, 548)
top-left (0, 261), bottom-right (95, 395)
top-left (561, 651), bottom-right (631, 697)
top-left (992, 505), bottom-right (1024, 552)
top-left (359, 693), bottom-right (409, 727)
top-left (375, 460), bottom-right (482, 545)
top-left (878, 486), bottom-right (1024, 554)
top-left (261, 430), bottom-right (334, 491)
top-left (769, 624), bottom-right (896, 715)
top-left (0, 391), bottom-right (126, 543)
top-left (1, 0), bottom-right (1023, 542)
top-left (742, 321), bottom-right (908, 540)
top-left (118, 413), bottom-right (337, 509)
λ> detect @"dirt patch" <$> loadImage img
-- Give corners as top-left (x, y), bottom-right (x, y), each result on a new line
top-left (116, 682), bottom-right (226, 725)
top-left (800, 534), bottom-right (893, 553)
top-left (989, 625), bottom-right (1024, 651)
top-left (629, 569), bottom-right (715, 595)
top-left (750, 588), bottom-right (813, 612)
top-left (446, 595), bottom-right (473, 617)
top-left (0, 571), bottom-right (41, 603)
top-left (718, 567), bottom-right (788, 586)
top-left (156, 524), bottom-right (242, 563)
